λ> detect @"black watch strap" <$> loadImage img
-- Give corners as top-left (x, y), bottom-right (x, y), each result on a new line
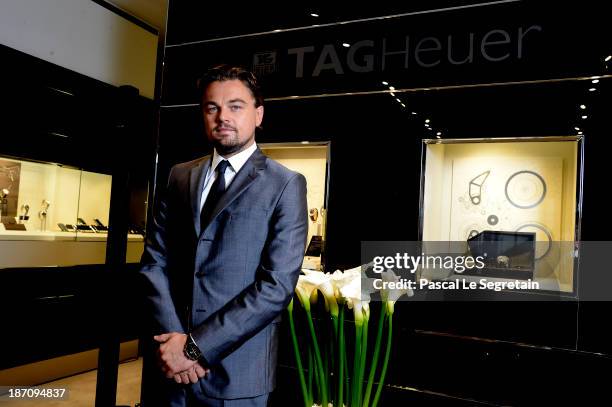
top-left (183, 333), bottom-right (202, 361)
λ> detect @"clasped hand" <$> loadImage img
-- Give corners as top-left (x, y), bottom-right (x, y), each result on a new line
top-left (154, 332), bottom-right (210, 384)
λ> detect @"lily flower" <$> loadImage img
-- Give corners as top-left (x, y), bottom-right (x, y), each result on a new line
top-left (379, 268), bottom-right (414, 315)
top-left (301, 269), bottom-right (339, 317)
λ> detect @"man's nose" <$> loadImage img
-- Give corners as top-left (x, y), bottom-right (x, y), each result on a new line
top-left (216, 107), bottom-right (229, 123)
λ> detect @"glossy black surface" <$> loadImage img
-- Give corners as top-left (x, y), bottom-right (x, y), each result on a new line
top-left (162, 1), bottom-right (608, 104)
top-left (0, 265), bottom-right (144, 370)
top-left (166, 1), bottom-right (497, 45)
top-left (1, 44), bottom-right (156, 176)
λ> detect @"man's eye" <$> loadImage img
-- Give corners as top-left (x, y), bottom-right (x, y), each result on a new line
top-left (205, 106), bottom-right (218, 113)
top-left (230, 105), bottom-right (242, 111)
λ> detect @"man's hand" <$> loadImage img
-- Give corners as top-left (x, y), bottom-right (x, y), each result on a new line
top-left (154, 332), bottom-right (193, 378)
top-left (154, 333), bottom-right (210, 383)
top-left (173, 362), bottom-right (209, 384)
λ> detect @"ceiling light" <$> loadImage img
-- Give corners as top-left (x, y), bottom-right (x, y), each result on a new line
top-left (382, 81), bottom-right (388, 86)
top-left (437, 132), bottom-right (442, 136)
top-left (390, 92), bottom-right (395, 96)
top-left (592, 79), bottom-right (599, 84)
top-left (588, 88), bottom-right (596, 92)
top-left (342, 43), bottom-right (350, 48)
top-left (389, 86), bottom-right (395, 91)
top-left (310, 13), bottom-right (319, 17)
top-left (396, 98), bottom-right (401, 103)
top-left (425, 119), bottom-right (430, 123)
top-left (581, 115), bottom-right (588, 119)
top-left (605, 55), bottom-right (612, 62)
top-left (580, 105), bottom-right (586, 110)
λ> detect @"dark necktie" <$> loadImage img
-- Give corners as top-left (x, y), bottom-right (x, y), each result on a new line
top-left (200, 160), bottom-right (230, 232)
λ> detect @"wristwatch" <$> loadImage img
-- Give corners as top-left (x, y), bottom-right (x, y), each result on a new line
top-left (183, 333), bottom-right (202, 361)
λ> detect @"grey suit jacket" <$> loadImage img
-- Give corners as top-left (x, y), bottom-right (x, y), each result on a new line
top-left (139, 148), bottom-right (308, 401)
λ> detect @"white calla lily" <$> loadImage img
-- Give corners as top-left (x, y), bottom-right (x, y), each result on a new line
top-left (379, 268), bottom-right (414, 315)
top-left (296, 275), bottom-right (317, 312)
top-left (300, 269), bottom-right (339, 316)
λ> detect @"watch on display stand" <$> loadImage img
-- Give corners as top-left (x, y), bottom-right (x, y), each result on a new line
top-left (38, 200), bottom-right (50, 232)
top-left (18, 204), bottom-right (30, 224)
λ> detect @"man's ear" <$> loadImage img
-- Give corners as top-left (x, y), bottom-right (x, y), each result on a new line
top-left (255, 105), bottom-right (264, 127)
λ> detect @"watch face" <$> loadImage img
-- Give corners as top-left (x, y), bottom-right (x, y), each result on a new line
top-left (184, 337), bottom-right (202, 361)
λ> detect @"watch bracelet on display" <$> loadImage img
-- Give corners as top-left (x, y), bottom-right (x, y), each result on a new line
top-left (183, 333), bottom-right (202, 361)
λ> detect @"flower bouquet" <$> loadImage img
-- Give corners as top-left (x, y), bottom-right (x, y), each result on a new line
top-left (287, 264), bottom-right (412, 407)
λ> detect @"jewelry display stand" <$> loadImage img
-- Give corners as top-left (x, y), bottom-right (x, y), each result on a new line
top-left (0, 155), bottom-right (145, 268)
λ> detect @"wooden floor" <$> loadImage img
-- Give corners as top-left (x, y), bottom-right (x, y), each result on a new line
top-left (2, 358), bottom-right (142, 406)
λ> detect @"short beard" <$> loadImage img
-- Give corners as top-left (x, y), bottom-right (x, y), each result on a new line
top-left (213, 134), bottom-right (254, 156)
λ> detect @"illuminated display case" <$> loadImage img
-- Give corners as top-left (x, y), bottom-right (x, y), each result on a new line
top-left (260, 142), bottom-right (330, 271)
top-left (0, 155), bottom-right (145, 268)
top-left (419, 136), bottom-right (583, 293)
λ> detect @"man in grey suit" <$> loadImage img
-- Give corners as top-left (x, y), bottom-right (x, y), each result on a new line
top-left (139, 65), bottom-right (308, 406)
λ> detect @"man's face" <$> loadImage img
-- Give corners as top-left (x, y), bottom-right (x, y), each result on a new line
top-left (202, 79), bottom-right (264, 157)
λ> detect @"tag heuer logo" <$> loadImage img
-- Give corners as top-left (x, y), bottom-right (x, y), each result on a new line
top-left (253, 51), bottom-right (278, 76)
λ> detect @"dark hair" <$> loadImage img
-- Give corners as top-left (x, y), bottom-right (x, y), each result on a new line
top-left (197, 64), bottom-right (264, 107)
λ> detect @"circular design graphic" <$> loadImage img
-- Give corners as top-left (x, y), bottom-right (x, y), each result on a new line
top-left (471, 196), bottom-right (481, 205)
top-left (505, 171), bottom-right (547, 209)
top-left (458, 222), bottom-right (481, 241)
top-left (516, 223), bottom-right (553, 260)
top-left (487, 215), bottom-right (499, 226)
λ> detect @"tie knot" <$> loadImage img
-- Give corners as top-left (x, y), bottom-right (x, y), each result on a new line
top-left (216, 160), bottom-right (230, 175)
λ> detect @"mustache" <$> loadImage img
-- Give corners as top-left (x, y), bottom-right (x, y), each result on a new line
top-left (214, 125), bottom-right (236, 132)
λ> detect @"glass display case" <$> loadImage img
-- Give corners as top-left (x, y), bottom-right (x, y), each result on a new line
top-left (260, 142), bottom-right (330, 271)
top-left (0, 154), bottom-right (145, 269)
top-left (419, 136), bottom-right (583, 294)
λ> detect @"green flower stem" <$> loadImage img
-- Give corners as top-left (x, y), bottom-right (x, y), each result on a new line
top-left (363, 308), bottom-right (386, 407)
top-left (372, 314), bottom-right (393, 407)
top-left (287, 300), bottom-right (310, 407)
top-left (306, 309), bottom-right (328, 407)
top-left (313, 350), bottom-right (321, 403)
top-left (324, 341), bottom-right (329, 391)
top-left (352, 321), bottom-right (363, 407)
top-left (308, 348), bottom-right (314, 406)
top-left (337, 306), bottom-right (345, 407)
top-left (331, 313), bottom-right (338, 405)
top-left (357, 316), bottom-right (369, 407)
top-left (344, 337), bottom-right (350, 405)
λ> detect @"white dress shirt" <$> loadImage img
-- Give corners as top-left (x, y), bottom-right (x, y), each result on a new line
top-left (199, 142), bottom-right (258, 211)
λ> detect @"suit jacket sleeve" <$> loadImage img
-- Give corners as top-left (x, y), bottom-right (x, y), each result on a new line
top-left (192, 172), bottom-right (308, 366)
top-left (139, 166), bottom-right (185, 334)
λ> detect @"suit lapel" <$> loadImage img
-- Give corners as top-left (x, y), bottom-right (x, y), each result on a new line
top-left (189, 156), bottom-right (212, 237)
top-left (199, 148), bottom-right (267, 237)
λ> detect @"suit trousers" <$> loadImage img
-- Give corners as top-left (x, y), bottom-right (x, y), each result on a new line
top-left (187, 391), bottom-right (269, 407)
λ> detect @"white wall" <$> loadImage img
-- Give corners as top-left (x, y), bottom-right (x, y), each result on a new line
top-left (261, 145), bottom-right (328, 248)
top-left (0, 0), bottom-right (158, 99)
